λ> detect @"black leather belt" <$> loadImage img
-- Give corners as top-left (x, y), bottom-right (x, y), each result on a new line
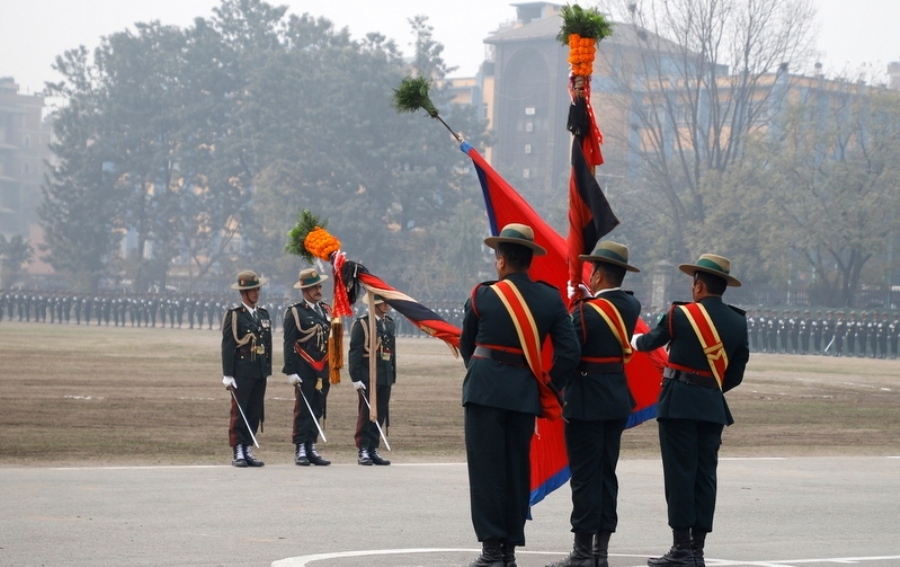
top-left (663, 367), bottom-right (719, 389)
top-left (578, 361), bottom-right (624, 374)
top-left (473, 346), bottom-right (528, 368)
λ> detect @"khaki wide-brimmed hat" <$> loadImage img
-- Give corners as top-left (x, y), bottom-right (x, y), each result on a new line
top-left (230, 270), bottom-right (268, 290)
top-left (679, 254), bottom-right (741, 287)
top-left (483, 223), bottom-right (547, 256)
top-left (294, 267), bottom-right (329, 289)
top-left (361, 292), bottom-right (385, 305)
top-left (579, 240), bottom-right (640, 273)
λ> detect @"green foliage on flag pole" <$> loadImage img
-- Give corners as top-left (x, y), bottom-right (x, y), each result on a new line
top-left (392, 76), bottom-right (439, 118)
top-left (285, 209), bottom-right (326, 263)
top-left (556, 4), bottom-right (614, 44)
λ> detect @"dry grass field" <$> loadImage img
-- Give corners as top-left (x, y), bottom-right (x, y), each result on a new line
top-left (1, 320), bottom-right (898, 467)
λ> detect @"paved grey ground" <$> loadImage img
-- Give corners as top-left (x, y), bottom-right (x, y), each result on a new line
top-left (2, 456), bottom-right (899, 566)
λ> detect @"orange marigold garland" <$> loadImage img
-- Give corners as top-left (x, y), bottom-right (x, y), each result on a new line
top-left (304, 227), bottom-right (341, 261)
top-left (557, 4), bottom-right (613, 167)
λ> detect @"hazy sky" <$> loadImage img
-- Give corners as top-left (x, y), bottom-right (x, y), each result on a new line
top-left (2, 0), bottom-right (899, 94)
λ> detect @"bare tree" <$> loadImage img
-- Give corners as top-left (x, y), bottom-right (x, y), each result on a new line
top-left (600, 0), bottom-right (816, 258)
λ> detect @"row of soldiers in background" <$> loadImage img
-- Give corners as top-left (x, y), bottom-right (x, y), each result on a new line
top-left (0, 290), bottom-right (275, 330)
top-left (746, 309), bottom-right (899, 359)
top-left (0, 289), bottom-right (465, 336)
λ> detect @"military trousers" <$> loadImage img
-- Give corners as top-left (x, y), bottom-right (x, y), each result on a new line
top-left (291, 374), bottom-right (329, 445)
top-left (658, 418), bottom-right (724, 532)
top-left (228, 376), bottom-right (266, 448)
top-left (565, 416), bottom-right (628, 534)
top-left (354, 383), bottom-right (391, 449)
top-left (465, 403), bottom-right (534, 546)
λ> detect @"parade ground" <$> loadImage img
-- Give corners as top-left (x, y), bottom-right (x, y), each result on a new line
top-left (1, 322), bottom-right (899, 566)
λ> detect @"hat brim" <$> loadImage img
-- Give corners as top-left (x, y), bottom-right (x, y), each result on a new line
top-left (294, 274), bottom-right (330, 289)
top-left (231, 277), bottom-right (268, 290)
top-left (679, 264), bottom-right (741, 287)
top-left (361, 293), bottom-right (385, 306)
top-left (483, 236), bottom-right (547, 256)
top-left (578, 254), bottom-right (640, 273)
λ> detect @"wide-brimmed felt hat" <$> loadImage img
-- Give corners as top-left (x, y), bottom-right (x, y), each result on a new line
top-left (294, 267), bottom-right (329, 289)
top-left (483, 223), bottom-right (547, 256)
top-left (361, 292), bottom-right (385, 306)
top-left (231, 270), bottom-right (268, 290)
top-left (679, 254), bottom-right (741, 287)
top-left (579, 240), bottom-right (640, 272)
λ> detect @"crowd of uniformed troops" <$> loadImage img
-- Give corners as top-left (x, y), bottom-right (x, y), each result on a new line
top-left (638, 308), bottom-right (898, 359)
top-left (745, 309), bottom-right (898, 358)
top-left (0, 289), bottom-right (463, 335)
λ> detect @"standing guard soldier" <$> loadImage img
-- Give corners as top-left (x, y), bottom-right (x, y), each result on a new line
top-left (766, 310), bottom-right (777, 354)
top-left (283, 268), bottom-right (332, 467)
top-left (845, 312), bottom-right (857, 356)
top-left (876, 312), bottom-right (888, 359)
top-left (798, 310), bottom-right (810, 355)
top-left (865, 312), bottom-right (877, 358)
top-left (856, 312), bottom-right (869, 357)
top-left (349, 292), bottom-right (396, 467)
top-left (747, 310), bottom-right (758, 353)
top-left (221, 270), bottom-right (271, 468)
top-left (832, 311), bottom-right (845, 356)
top-left (632, 254), bottom-right (749, 567)
top-left (546, 241), bottom-right (641, 567)
top-left (890, 313), bottom-right (899, 359)
top-left (459, 224), bottom-right (580, 567)
top-left (811, 310), bottom-right (823, 354)
top-left (788, 310), bottom-right (800, 354)
top-left (755, 310), bottom-right (767, 353)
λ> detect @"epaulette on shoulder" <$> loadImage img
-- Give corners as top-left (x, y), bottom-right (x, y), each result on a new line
top-left (257, 306), bottom-right (269, 313)
top-left (384, 315), bottom-right (393, 322)
top-left (624, 289), bottom-right (635, 296)
top-left (728, 304), bottom-right (747, 316)
top-left (672, 301), bottom-right (688, 306)
top-left (228, 305), bottom-right (243, 312)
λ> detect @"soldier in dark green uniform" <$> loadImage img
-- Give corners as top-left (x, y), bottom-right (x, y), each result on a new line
top-left (283, 268), bottom-right (332, 467)
top-left (459, 223), bottom-right (580, 567)
top-left (349, 292), bottom-right (396, 466)
top-left (632, 254), bottom-right (749, 567)
top-left (221, 270), bottom-right (272, 468)
top-left (547, 241), bottom-right (642, 567)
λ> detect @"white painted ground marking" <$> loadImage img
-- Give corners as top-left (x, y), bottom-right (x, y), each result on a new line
top-left (272, 550), bottom-right (900, 567)
top-left (51, 465), bottom-right (221, 471)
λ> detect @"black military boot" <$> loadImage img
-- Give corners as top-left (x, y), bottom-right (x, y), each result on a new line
top-left (691, 529), bottom-right (707, 567)
top-left (501, 541), bottom-right (517, 567)
top-left (306, 443), bottom-right (331, 466)
top-left (295, 443), bottom-right (310, 466)
top-left (465, 539), bottom-right (503, 567)
top-left (594, 532), bottom-right (611, 567)
top-left (231, 445), bottom-right (248, 468)
top-left (243, 444), bottom-right (264, 467)
top-left (358, 447), bottom-right (373, 466)
top-left (369, 447), bottom-right (391, 466)
top-left (647, 529), bottom-right (693, 567)
top-left (546, 532), bottom-right (594, 567)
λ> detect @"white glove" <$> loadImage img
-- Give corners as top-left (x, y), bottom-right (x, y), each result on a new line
top-left (222, 376), bottom-right (237, 390)
top-left (352, 381), bottom-right (366, 391)
top-left (288, 374), bottom-right (302, 386)
top-left (567, 282), bottom-right (592, 300)
top-left (630, 333), bottom-right (644, 350)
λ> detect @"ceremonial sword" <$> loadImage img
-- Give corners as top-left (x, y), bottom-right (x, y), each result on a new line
top-left (358, 390), bottom-right (391, 451)
top-left (296, 385), bottom-right (327, 443)
top-left (230, 389), bottom-right (259, 448)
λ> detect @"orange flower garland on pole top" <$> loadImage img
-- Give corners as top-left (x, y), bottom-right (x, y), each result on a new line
top-left (567, 34), bottom-right (597, 78)
top-left (303, 227), bottom-right (341, 261)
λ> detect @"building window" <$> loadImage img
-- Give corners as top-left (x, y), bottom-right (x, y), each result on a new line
top-left (24, 135), bottom-right (30, 148)
top-left (482, 103), bottom-right (489, 119)
top-left (24, 161), bottom-right (31, 174)
top-left (525, 122), bottom-right (534, 133)
top-left (524, 144), bottom-right (532, 154)
top-left (525, 107), bottom-right (536, 115)
top-left (523, 168), bottom-right (531, 178)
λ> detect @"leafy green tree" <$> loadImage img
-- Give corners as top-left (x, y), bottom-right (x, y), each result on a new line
top-left (0, 234), bottom-right (32, 288)
top-left (762, 91), bottom-right (900, 306)
top-left (40, 46), bottom-right (123, 292)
